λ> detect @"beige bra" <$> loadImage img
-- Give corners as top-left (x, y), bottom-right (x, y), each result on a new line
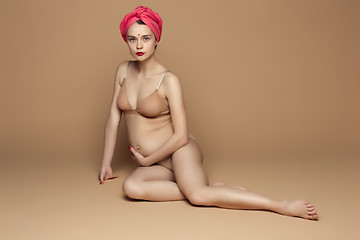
top-left (117, 61), bottom-right (171, 118)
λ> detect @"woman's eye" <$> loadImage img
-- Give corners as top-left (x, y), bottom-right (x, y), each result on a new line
top-left (129, 39), bottom-right (135, 42)
top-left (144, 37), bottom-right (149, 41)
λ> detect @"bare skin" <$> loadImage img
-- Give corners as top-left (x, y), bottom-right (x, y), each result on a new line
top-left (99, 22), bottom-right (318, 221)
top-left (213, 181), bottom-right (249, 191)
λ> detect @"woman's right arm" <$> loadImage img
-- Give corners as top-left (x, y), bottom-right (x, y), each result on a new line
top-left (99, 62), bottom-right (127, 183)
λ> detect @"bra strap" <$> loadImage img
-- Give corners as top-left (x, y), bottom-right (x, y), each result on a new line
top-left (156, 70), bottom-right (170, 90)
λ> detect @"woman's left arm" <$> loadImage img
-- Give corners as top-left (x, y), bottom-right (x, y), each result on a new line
top-left (131, 74), bottom-right (189, 167)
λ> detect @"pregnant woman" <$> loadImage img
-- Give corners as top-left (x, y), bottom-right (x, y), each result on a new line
top-left (98, 5), bottom-right (318, 220)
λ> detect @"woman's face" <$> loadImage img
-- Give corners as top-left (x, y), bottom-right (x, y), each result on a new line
top-left (126, 23), bottom-right (158, 61)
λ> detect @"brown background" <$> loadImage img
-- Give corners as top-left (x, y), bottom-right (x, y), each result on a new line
top-left (1, 0), bottom-right (359, 239)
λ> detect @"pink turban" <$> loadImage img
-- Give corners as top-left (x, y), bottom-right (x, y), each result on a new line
top-left (119, 6), bottom-right (163, 43)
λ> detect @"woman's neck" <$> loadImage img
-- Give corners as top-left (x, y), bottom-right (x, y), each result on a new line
top-left (134, 54), bottom-right (161, 77)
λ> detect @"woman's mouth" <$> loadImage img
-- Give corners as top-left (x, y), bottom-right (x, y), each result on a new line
top-left (136, 52), bottom-right (144, 56)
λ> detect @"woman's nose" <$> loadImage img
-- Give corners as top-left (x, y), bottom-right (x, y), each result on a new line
top-left (136, 40), bottom-right (143, 49)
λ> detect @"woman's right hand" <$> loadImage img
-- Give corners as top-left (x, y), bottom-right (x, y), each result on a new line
top-left (98, 165), bottom-right (119, 184)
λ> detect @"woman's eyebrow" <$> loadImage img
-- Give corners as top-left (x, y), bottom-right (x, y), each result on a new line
top-left (128, 34), bottom-right (152, 37)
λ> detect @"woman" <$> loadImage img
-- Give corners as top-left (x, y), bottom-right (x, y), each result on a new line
top-left (98, 5), bottom-right (318, 220)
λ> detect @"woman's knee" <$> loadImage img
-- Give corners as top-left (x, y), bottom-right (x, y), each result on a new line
top-left (185, 188), bottom-right (210, 206)
top-left (122, 178), bottom-right (145, 199)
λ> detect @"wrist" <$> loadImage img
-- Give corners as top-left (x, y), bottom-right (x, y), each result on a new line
top-left (101, 161), bottom-right (111, 169)
top-left (142, 156), bottom-right (151, 167)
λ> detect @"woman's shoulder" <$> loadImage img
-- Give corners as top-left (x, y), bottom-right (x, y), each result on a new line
top-left (162, 71), bottom-right (182, 90)
top-left (163, 70), bottom-right (180, 81)
top-left (115, 60), bottom-right (132, 85)
top-left (116, 60), bottom-right (132, 74)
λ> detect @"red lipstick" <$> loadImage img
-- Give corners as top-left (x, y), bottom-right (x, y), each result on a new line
top-left (136, 52), bottom-right (144, 56)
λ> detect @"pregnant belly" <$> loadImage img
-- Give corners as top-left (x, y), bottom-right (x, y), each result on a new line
top-left (124, 113), bottom-right (174, 170)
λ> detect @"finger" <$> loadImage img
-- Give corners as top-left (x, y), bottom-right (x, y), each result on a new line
top-left (104, 176), bottom-right (119, 183)
top-left (105, 176), bottom-right (119, 181)
top-left (129, 146), bottom-right (140, 154)
top-left (128, 146), bottom-right (136, 156)
top-left (132, 149), bottom-right (140, 156)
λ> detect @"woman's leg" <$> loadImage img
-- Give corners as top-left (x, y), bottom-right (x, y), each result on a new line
top-left (172, 138), bottom-right (318, 220)
top-left (122, 165), bottom-right (186, 201)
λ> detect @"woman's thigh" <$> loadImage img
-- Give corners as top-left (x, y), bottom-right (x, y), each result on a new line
top-left (172, 138), bottom-right (209, 195)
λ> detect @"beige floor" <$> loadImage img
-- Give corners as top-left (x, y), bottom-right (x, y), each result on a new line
top-left (1, 149), bottom-right (359, 240)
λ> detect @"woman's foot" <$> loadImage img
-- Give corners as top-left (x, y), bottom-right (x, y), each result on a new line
top-left (278, 200), bottom-right (318, 220)
top-left (212, 181), bottom-right (249, 191)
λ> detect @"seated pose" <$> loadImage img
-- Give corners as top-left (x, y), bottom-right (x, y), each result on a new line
top-left (98, 5), bottom-right (318, 220)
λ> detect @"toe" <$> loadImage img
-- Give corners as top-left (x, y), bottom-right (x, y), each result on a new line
top-left (308, 213), bottom-right (318, 220)
top-left (305, 203), bottom-right (315, 210)
top-left (307, 209), bottom-right (316, 215)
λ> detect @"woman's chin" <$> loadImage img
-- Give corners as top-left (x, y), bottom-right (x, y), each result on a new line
top-left (133, 54), bottom-right (145, 60)
top-left (133, 51), bottom-right (155, 61)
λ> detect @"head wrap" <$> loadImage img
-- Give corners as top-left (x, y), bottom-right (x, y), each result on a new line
top-left (119, 6), bottom-right (163, 43)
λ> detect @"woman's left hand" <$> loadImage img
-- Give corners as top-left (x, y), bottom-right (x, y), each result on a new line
top-left (128, 146), bottom-right (149, 167)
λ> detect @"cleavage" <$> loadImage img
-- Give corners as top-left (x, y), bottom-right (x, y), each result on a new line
top-left (125, 78), bottom-right (158, 110)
